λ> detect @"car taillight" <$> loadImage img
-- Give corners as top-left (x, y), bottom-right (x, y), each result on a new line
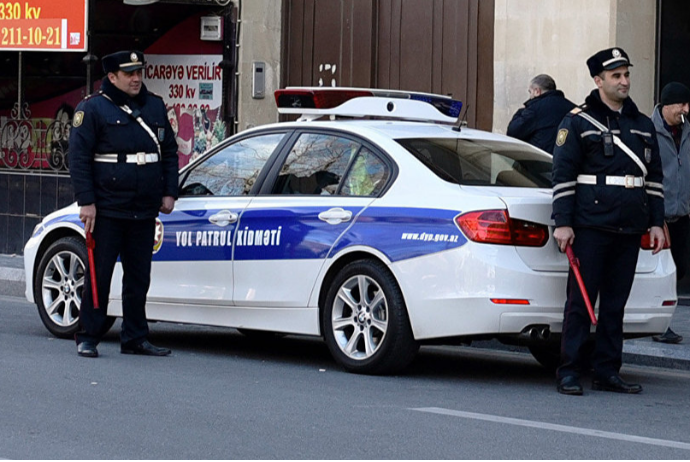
top-left (640, 225), bottom-right (672, 250)
top-left (456, 210), bottom-right (549, 247)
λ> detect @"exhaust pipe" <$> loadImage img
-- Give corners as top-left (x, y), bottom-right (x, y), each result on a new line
top-left (539, 326), bottom-right (550, 341)
top-left (519, 325), bottom-right (551, 342)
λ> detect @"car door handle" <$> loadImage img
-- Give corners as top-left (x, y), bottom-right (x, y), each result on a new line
top-left (209, 210), bottom-right (238, 227)
top-left (318, 207), bottom-right (353, 225)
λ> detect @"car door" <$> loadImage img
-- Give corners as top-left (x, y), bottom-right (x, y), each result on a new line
top-left (233, 131), bottom-right (392, 308)
top-left (143, 131), bottom-right (289, 308)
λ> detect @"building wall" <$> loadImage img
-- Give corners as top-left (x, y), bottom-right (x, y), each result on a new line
top-left (494, 0), bottom-right (656, 135)
top-left (236, 0), bottom-right (283, 131)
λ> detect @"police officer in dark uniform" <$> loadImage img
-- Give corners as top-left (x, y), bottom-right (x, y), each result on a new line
top-left (551, 47), bottom-right (666, 395)
top-left (69, 50), bottom-right (179, 358)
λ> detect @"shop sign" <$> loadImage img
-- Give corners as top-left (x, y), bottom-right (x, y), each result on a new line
top-left (0, 0), bottom-right (87, 51)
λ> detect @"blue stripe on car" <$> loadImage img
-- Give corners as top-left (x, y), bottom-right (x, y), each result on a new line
top-left (45, 207), bottom-right (467, 263)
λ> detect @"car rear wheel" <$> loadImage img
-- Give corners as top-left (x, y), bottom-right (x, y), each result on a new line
top-left (323, 259), bottom-right (418, 374)
top-left (34, 236), bottom-right (115, 338)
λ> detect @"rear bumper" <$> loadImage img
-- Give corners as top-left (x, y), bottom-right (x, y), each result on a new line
top-left (393, 244), bottom-right (676, 341)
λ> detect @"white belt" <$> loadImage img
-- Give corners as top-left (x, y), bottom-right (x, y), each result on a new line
top-left (577, 174), bottom-right (644, 188)
top-left (94, 153), bottom-right (159, 165)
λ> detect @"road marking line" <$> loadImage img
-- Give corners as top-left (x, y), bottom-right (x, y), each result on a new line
top-left (0, 267), bottom-right (24, 282)
top-left (412, 407), bottom-right (690, 451)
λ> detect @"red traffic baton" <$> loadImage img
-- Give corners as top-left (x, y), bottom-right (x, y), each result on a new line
top-left (565, 243), bottom-right (597, 325)
top-left (85, 230), bottom-right (99, 309)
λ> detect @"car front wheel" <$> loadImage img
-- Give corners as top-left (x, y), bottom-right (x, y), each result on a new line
top-left (323, 259), bottom-right (418, 374)
top-left (34, 236), bottom-right (114, 338)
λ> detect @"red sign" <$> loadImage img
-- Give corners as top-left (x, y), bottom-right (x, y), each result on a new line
top-left (0, 0), bottom-right (87, 51)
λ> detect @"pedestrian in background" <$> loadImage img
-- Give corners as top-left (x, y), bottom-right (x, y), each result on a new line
top-left (651, 81), bottom-right (690, 344)
top-left (69, 50), bottom-right (179, 358)
top-left (507, 74), bottom-right (575, 153)
top-left (551, 47), bottom-right (666, 396)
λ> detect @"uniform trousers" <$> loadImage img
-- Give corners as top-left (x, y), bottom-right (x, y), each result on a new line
top-left (76, 215), bottom-right (156, 346)
top-left (557, 227), bottom-right (642, 380)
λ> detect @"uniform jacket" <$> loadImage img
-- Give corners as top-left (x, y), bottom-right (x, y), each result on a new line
top-left (507, 89), bottom-right (576, 153)
top-left (552, 89), bottom-right (665, 234)
top-left (651, 105), bottom-right (690, 219)
top-left (69, 80), bottom-right (179, 220)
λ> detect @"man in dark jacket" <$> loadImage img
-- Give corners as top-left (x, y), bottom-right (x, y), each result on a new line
top-left (69, 50), bottom-right (179, 358)
top-left (551, 48), bottom-right (666, 395)
top-left (651, 82), bottom-right (690, 344)
top-left (507, 74), bottom-right (575, 153)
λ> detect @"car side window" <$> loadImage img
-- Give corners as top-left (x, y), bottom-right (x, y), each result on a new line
top-left (340, 147), bottom-right (390, 196)
top-left (272, 133), bottom-right (359, 195)
top-left (179, 133), bottom-right (285, 196)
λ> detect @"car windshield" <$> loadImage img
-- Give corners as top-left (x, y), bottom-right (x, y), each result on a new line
top-left (396, 138), bottom-right (552, 188)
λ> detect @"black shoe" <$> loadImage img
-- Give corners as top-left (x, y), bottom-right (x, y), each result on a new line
top-left (652, 328), bottom-right (683, 344)
top-left (592, 375), bottom-right (642, 394)
top-left (77, 341), bottom-right (98, 358)
top-left (557, 376), bottom-right (583, 396)
top-left (121, 340), bottom-right (171, 356)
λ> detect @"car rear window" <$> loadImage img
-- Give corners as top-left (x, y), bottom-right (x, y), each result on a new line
top-left (396, 138), bottom-right (552, 188)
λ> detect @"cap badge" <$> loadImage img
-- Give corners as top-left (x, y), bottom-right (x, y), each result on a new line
top-left (130, 52), bottom-right (138, 62)
top-left (612, 48), bottom-right (621, 58)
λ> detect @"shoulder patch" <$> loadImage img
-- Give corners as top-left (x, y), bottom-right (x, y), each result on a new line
top-left (556, 128), bottom-right (568, 147)
top-left (73, 111), bottom-right (84, 128)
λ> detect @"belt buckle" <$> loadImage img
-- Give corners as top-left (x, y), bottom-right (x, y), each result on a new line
top-left (624, 175), bottom-right (635, 188)
top-left (136, 152), bottom-right (146, 165)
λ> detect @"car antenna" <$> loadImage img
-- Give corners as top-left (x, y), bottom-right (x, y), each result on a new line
top-left (452, 103), bottom-right (470, 132)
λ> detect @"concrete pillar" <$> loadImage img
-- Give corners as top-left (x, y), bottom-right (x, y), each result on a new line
top-left (494, 0), bottom-right (657, 134)
top-left (236, 0), bottom-right (282, 132)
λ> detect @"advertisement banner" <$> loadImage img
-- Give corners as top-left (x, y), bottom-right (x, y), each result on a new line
top-left (0, 0), bottom-right (87, 51)
top-left (145, 54), bottom-right (225, 168)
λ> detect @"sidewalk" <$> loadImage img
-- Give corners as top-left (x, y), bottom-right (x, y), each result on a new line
top-left (2, 253), bottom-right (690, 370)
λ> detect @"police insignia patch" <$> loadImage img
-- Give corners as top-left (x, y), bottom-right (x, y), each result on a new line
top-left (73, 111), bottom-right (84, 127)
top-left (153, 218), bottom-right (164, 254)
top-left (158, 128), bottom-right (165, 141)
top-left (645, 148), bottom-right (652, 163)
top-left (556, 128), bottom-right (568, 147)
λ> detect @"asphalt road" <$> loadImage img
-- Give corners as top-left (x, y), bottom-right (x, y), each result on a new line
top-left (2, 294), bottom-right (690, 460)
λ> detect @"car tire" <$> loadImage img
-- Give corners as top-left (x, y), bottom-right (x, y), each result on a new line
top-left (34, 236), bottom-right (115, 339)
top-left (323, 259), bottom-right (418, 374)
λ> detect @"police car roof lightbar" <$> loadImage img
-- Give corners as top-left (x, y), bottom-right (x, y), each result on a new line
top-left (274, 87), bottom-right (463, 124)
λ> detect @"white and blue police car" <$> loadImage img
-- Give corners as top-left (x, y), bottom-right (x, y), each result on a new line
top-left (23, 87), bottom-right (677, 374)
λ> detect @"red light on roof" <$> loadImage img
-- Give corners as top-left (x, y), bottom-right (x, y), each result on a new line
top-left (275, 89), bottom-right (373, 109)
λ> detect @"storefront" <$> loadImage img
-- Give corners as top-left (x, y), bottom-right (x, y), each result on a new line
top-left (0, 0), bottom-right (235, 254)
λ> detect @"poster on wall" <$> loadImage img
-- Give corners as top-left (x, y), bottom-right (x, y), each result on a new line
top-left (145, 54), bottom-right (226, 168)
top-left (0, 0), bottom-right (88, 51)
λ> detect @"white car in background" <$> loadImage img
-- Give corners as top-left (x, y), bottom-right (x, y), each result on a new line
top-left (24, 87), bottom-right (677, 374)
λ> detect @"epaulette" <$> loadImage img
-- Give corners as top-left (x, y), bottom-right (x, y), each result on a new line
top-left (81, 90), bottom-right (104, 102)
top-left (148, 90), bottom-right (164, 100)
top-left (566, 104), bottom-right (586, 118)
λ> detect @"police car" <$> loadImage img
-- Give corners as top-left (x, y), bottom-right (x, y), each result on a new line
top-left (23, 87), bottom-right (677, 374)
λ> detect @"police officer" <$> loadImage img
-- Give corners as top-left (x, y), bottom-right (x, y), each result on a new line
top-left (69, 50), bottom-right (179, 358)
top-left (551, 47), bottom-right (666, 395)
